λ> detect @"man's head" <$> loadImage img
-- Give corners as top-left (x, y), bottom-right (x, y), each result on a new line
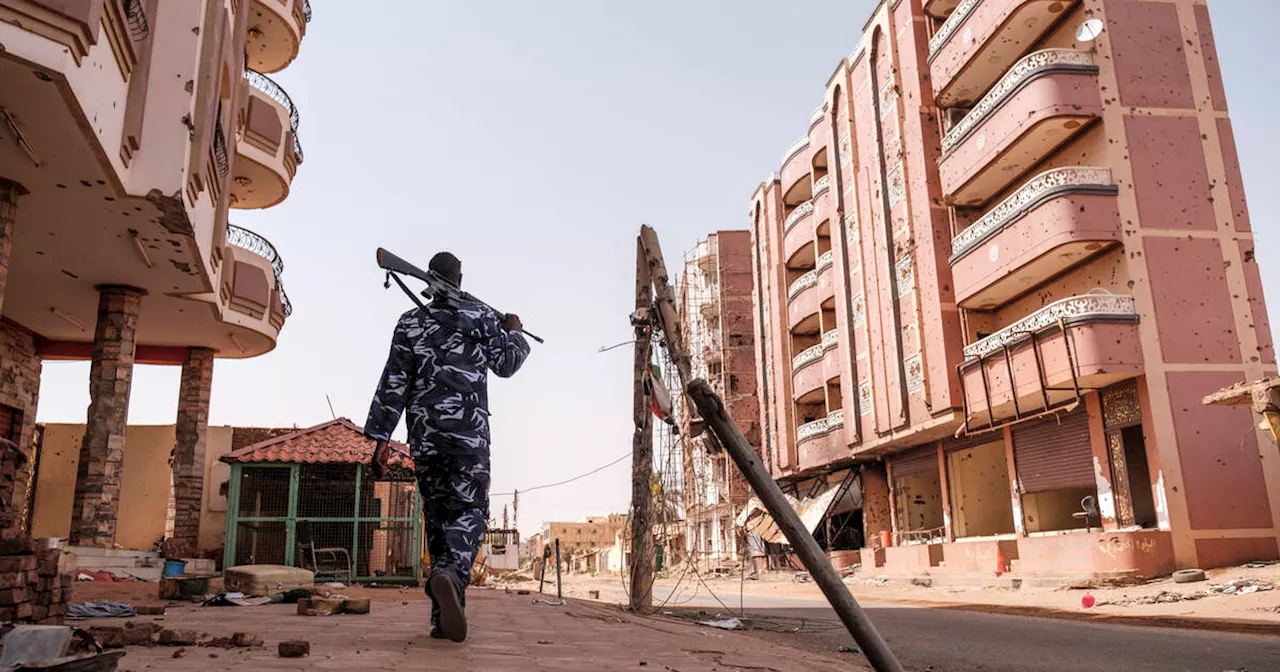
top-left (429, 252), bottom-right (462, 287)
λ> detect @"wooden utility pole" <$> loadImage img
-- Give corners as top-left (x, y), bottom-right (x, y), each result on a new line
top-left (687, 379), bottom-right (905, 672)
top-left (638, 225), bottom-right (694, 394)
top-left (629, 237), bottom-right (655, 612)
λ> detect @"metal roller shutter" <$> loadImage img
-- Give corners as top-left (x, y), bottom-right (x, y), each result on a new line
top-left (889, 445), bottom-right (938, 478)
top-left (1011, 407), bottom-right (1094, 494)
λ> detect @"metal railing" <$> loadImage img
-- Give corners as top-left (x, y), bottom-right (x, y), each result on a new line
top-left (228, 224), bottom-right (292, 319)
top-left (245, 69), bottom-right (299, 131)
top-left (303, 0), bottom-right (312, 22)
top-left (292, 133), bottom-right (304, 165)
top-left (213, 123), bottom-right (229, 177)
top-left (124, 0), bottom-right (149, 41)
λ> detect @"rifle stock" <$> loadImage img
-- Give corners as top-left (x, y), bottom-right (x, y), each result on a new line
top-left (375, 248), bottom-right (543, 344)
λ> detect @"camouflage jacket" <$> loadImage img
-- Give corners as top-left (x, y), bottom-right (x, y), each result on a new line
top-left (364, 299), bottom-right (531, 456)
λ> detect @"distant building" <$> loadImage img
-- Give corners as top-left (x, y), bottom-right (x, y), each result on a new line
top-left (539, 514), bottom-right (627, 556)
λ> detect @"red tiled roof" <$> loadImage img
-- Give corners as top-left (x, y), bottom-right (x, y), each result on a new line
top-left (220, 418), bottom-right (413, 468)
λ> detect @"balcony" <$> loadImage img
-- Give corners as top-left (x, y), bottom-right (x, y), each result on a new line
top-left (793, 346), bottom-right (825, 402)
top-left (222, 224), bottom-right (292, 347)
top-left (950, 167), bottom-right (1121, 309)
top-left (816, 250), bottom-right (834, 274)
top-left (796, 409), bottom-right (849, 471)
top-left (958, 292), bottom-right (1142, 429)
top-left (787, 269), bottom-right (819, 331)
top-left (780, 135), bottom-right (813, 198)
top-left (783, 201), bottom-right (815, 261)
top-left (929, 0), bottom-right (1079, 108)
top-left (938, 50), bottom-right (1102, 207)
top-left (246, 0), bottom-right (311, 73)
top-left (233, 70), bottom-right (304, 210)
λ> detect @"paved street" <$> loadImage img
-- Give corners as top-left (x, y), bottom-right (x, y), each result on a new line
top-left (671, 597), bottom-right (1280, 672)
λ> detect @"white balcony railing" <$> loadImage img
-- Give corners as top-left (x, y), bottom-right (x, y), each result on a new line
top-left (814, 175), bottom-right (831, 196)
top-left (941, 49), bottom-right (1095, 154)
top-left (797, 417), bottom-right (830, 442)
top-left (929, 0), bottom-right (981, 56)
top-left (788, 270), bottom-right (818, 299)
top-left (782, 135), bottom-right (811, 166)
top-left (792, 343), bottom-right (825, 371)
top-left (822, 329), bottom-right (838, 350)
top-left (784, 200), bottom-right (814, 232)
top-left (827, 408), bottom-right (845, 429)
top-left (952, 167), bottom-right (1113, 259)
top-left (810, 104), bottom-right (825, 126)
top-left (963, 290), bottom-right (1136, 359)
top-left (817, 250), bottom-right (834, 272)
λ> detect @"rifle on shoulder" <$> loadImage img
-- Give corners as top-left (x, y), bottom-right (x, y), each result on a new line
top-left (376, 248), bottom-right (544, 344)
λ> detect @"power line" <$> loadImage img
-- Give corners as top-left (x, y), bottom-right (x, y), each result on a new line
top-left (489, 451), bottom-right (631, 497)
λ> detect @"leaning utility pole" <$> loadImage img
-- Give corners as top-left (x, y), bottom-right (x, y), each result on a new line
top-left (638, 225), bottom-right (694, 393)
top-left (629, 237), bottom-right (655, 612)
top-left (687, 379), bottom-right (904, 672)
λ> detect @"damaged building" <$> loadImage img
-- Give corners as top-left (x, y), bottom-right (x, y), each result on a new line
top-left (749, 0), bottom-right (1279, 580)
top-left (0, 0), bottom-right (311, 567)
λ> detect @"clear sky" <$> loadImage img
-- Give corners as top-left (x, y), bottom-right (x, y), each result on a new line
top-left (33, 1), bottom-right (1280, 536)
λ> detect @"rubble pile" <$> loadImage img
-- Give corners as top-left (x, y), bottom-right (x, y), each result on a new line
top-left (0, 544), bottom-right (74, 624)
top-left (1107, 579), bottom-right (1275, 606)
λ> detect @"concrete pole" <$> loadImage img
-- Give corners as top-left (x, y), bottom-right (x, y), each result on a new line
top-left (629, 237), bottom-right (655, 612)
top-left (687, 378), bottom-right (905, 672)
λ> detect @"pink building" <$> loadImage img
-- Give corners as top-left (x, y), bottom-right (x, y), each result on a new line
top-left (751, 0), bottom-right (1279, 579)
top-left (0, 0), bottom-right (309, 555)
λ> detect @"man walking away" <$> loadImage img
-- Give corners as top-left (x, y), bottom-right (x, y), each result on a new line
top-left (364, 251), bottom-right (531, 643)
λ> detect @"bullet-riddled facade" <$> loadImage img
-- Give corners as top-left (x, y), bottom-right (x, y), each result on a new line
top-left (751, 0), bottom-right (1279, 578)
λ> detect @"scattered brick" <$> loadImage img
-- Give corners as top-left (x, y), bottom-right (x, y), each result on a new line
top-left (158, 630), bottom-right (198, 646)
top-left (342, 598), bottom-right (371, 615)
top-left (231, 632), bottom-right (263, 647)
top-left (278, 640), bottom-right (310, 658)
top-left (89, 627), bottom-right (126, 649)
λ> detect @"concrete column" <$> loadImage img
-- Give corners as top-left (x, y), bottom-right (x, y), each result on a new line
top-left (0, 179), bottom-right (27, 316)
top-left (861, 461), bottom-right (892, 545)
top-left (171, 347), bottom-right (214, 556)
top-left (69, 285), bottom-right (146, 548)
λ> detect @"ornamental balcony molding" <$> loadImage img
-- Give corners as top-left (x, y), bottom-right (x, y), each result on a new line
top-left (827, 408), bottom-right (845, 429)
top-left (929, 0), bottom-right (980, 56)
top-left (784, 200), bottom-right (815, 232)
top-left (793, 343), bottom-right (825, 371)
top-left (788, 270), bottom-right (818, 299)
top-left (817, 250), bottom-right (834, 272)
top-left (810, 104), bottom-right (826, 127)
top-left (797, 417), bottom-right (831, 442)
top-left (814, 175), bottom-right (831, 196)
top-left (781, 135), bottom-right (811, 167)
top-left (951, 166), bottom-right (1114, 261)
top-left (963, 291), bottom-right (1137, 359)
top-left (822, 329), bottom-right (839, 350)
top-left (941, 49), bottom-right (1096, 154)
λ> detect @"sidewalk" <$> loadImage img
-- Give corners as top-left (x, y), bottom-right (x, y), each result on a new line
top-left (85, 587), bottom-right (867, 671)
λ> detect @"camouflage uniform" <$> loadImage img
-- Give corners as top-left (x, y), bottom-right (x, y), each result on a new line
top-left (364, 298), bottom-right (530, 628)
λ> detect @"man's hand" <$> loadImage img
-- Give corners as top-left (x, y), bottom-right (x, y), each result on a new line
top-left (502, 313), bottom-right (524, 333)
top-left (371, 440), bottom-right (390, 479)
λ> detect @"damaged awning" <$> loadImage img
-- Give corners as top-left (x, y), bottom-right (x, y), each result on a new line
top-left (735, 469), bottom-right (861, 545)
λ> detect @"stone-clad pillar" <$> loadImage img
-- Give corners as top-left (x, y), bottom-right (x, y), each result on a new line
top-left (0, 179), bottom-right (27, 316)
top-left (69, 285), bottom-right (146, 548)
top-left (171, 347), bottom-right (214, 556)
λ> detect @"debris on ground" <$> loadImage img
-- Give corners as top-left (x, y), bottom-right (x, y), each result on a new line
top-left (157, 630), bottom-right (198, 646)
top-left (1207, 579), bottom-right (1275, 596)
top-left (838, 645), bottom-right (861, 654)
top-left (66, 601), bottom-right (136, 620)
top-left (698, 617), bottom-right (743, 630)
top-left (533, 599), bottom-right (565, 607)
top-left (75, 571), bottom-right (133, 583)
top-left (1105, 579), bottom-right (1275, 606)
top-left (231, 632), bottom-right (263, 647)
top-left (278, 640), bottom-right (310, 658)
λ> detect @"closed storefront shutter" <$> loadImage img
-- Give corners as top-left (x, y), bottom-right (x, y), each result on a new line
top-left (1011, 407), bottom-right (1093, 494)
top-left (890, 445), bottom-right (938, 478)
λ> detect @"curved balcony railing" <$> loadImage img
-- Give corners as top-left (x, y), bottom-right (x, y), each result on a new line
top-left (303, 0), bottom-right (312, 22)
top-left (276, 277), bottom-right (293, 318)
top-left (788, 270), bottom-right (817, 299)
top-left (797, 417), bottom-right (831, 442)
top-left (817, 250), bottom-right (834, 272)
top-left (809, 104), bottom-right (825, 127)
top-left (813, 175), bottom-right (831, 196)
top-left (781, 135), bottom-right (810, 167)
top-left (228, 224), bottom-right (284, 276)
top-left (822, 329), bottom-right (838, 350)
top-left (951, 166), bottom-right (1113, 260)
top-left (929, 0), bottom-right (980, 56)
top-left (827, 408), bottom-right (845, 429)
top-left (245, 69), bottom-right (300, 131)
top-left (963, 290), bottom-right (1136, 359)
top-left (292, 133), bottom-right (305, 164)
top-left (124, 0), bottom-right (149, 40)
top-left (941, 49), bottom-right (1094, 154)
top-left (784, 200), bottom-right (814, 232)
top-left (793, 343), bottom-right (824, 371)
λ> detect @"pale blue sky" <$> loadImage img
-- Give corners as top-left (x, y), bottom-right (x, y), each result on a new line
top-left (35, 1), bottom-right (1280, 534)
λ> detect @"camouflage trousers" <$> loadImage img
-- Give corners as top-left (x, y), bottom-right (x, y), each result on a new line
top-left (415, 449), bottom-right (490, 626)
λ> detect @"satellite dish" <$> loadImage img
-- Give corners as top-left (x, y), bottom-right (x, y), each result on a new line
top-left (1076, 18), bottom-right (1104, 43)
